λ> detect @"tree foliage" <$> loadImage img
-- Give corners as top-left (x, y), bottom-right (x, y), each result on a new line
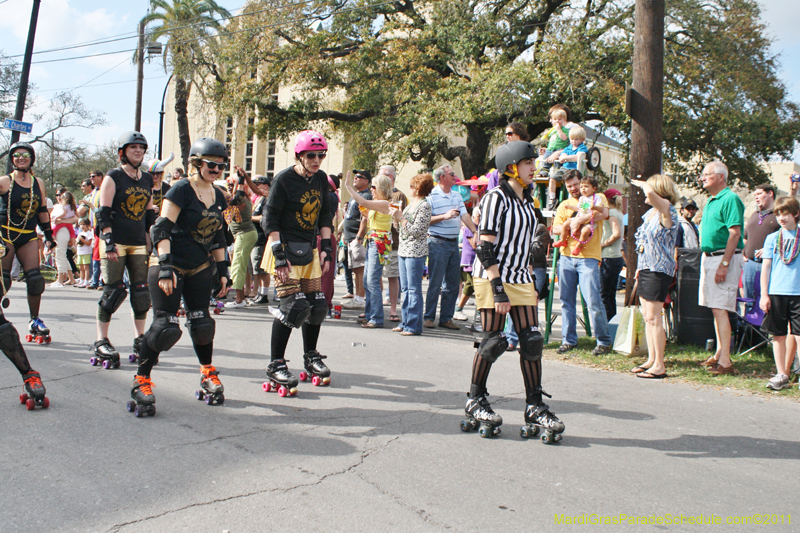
top-left (201, 0), bottom-right (797, 185)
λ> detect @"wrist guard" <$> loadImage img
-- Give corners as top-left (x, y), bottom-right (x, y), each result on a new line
top-left (102, 231), bottom-right (117, 255)
top-left (237, 170), bottom-right (246, 185)
top-left (475, 240), bottom-right (498, 270)
top-left (217, 259), bottom-right (231, 286)
top-left (490, 277), bottom-right (509, 304)
top-left (42, 228), bottom-right (55, 248)
top-left (272, 242), bottom-right (288, 269)
top-left (157, 253), bottom-right (175, 281)
top-left (320, 238), bottom-right (333, 262)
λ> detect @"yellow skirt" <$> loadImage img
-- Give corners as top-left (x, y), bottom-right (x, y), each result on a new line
top-left (474, 278), bottom-right (537, 309)
top-left (261, 247), bottom-right (322, 279)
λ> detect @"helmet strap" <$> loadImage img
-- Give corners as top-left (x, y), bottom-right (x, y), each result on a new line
top-left (505, 164), bottom-right (526, 187)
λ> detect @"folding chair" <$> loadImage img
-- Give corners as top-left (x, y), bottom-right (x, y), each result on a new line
top-left (735, 274), bottom-right (771, 357)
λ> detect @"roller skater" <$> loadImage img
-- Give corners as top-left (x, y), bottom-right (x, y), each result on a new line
top-left (462, 141), bottom-right (564, 441)
top-left (0, 143), bottom-right (57, 341)
top-left (127, 375), bottom-right (156, 417)
top-left (129, 333), bottom-right (146, 363)
top-left (520, 392), bottom-right (565, 444)
top-left (91, 337), bottom-right (120, 369)
top-left (26, 317), bottom-right (51, 344)
top-left (94, 131), bottom-right (155, 371)
top-left (460, 385), bottom-right (502, 437)
top-left (300, 349), bottom-right (330, 386)
top-left (196, 365), bottom-right (225, 405)
top-left (263, 359), bottom-right (299, 397)
top-left (136, 137), bottom-right (230, 413)
top-left (260, 131), bottom-right (335, 398)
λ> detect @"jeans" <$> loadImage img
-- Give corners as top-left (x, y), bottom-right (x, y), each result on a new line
top-left (599, 256), bottom-right (625, 321)
top-left (364, 240), bottom-right (385, 326)
top-left (343, 238), bottom-right (354, 295)
top-left (91, 259), bottom-right (101, 287)
top-left (741, 258), bottom-right (761, 313)
top-left (424, 236), bottom-right (460, 324)
top-left (559, 256), bottom-right (612, 346)
top-left (399, 255), bottom-right (425, 334)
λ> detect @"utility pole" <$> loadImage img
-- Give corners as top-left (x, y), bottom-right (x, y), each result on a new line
top-left (134, 19), bottom-right (146, 131)
top-left (6, 0), bottom-right (40, 173)
top-left (625, 0), bottom-right (665, 298)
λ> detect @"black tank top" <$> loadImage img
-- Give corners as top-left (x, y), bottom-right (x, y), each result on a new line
top-left (152, 181), bottom-right (171, 210)
top-left (106, 167), bottom-right (153, 246)
top-left (0, 176), bottom-right (44, 231)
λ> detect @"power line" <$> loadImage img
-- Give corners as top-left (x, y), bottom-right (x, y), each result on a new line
top-left (35, 75), bottom-right (169, 94)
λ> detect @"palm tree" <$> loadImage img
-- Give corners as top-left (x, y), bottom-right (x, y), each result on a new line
top-left (143, 0), bottom-right (231, 169)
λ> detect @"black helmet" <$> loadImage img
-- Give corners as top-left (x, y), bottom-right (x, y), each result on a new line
top-left (8, 142), bottom-right (36, 168)
top-left (495, 141), bottom-right (538, 176)
top-left (118, 131), bottom-right (148, 151)
top-left (189, 138), bottom-right (228, 160)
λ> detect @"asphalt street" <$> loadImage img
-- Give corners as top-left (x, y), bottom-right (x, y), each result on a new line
top-left (1, 279), bottom-right (798, 532)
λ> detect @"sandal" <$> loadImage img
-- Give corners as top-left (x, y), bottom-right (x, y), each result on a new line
top-left (358, 313), bottom-right (366, 319)
top-left (631, 365), bottom-right (651, 374)
top-left (392, 326), bottom-right (403, 332)
top-left (699, 357), bottom-right (719, 368)
top-left (389, 314), bottom-right (400, 322)
top-left (637, 371), bottom-right (667, 379)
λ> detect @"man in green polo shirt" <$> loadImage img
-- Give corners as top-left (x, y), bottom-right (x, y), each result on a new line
top-left (698, 160), bottom-right (744, 376)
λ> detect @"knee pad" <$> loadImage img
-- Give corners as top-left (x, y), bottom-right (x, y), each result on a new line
top-left (1, 271), bottom-right (11, 296)
top-left (476, 330), bottom-right (508, 363)
top-left (99, 281), bottom-right (128, 316)
top-left (130, 283), bottom-right (151, 314)
top-left (306, 292), bottom-right (328, 325)
top-left (24, 269), bottom-right (45, 296)
top-left (518, 327), bottom-right (544, 362)
top-left (145, 311), bottom-right (182, 352)
top-left (0, 321), bottom-right (22, 353)
top-left (186, 309), bottom-right (215, 346)
top-left (275, 292), bottom-right (311, 329)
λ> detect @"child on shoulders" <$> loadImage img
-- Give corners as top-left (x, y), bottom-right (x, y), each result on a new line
top-left (553, 175), bottom-right (604, 256)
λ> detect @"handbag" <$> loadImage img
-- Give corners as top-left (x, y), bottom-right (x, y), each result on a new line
top-left (613, 280), bottom-right (648, 357)
top-left (284, 241), bottom-right (314, 266)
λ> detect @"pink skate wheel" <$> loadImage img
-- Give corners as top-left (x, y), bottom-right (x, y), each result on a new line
top-left (19, 393), bottom-right (28, 404)
top-left (42, 397), bottom-right (49, 408)
top-left (311, 375), bottom-right (321, 386)
top-left (278, 386), bottom-right (288, 397)
top-left (299, 371), bottom-right (308, 382)
top-left (262, 382), bottom-right (271, 392)
top-left (26, 398), bottom-right (35, 410)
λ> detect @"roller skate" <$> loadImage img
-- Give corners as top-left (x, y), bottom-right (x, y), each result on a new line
top-left (25, 317), bottom-right (51, 344)
top-left (210, 298), bottom-right (224, 315)
top-left (127, 375), bottom-right (156, 417)
top-left (90, 338), bottom-right (120, 369)
top-left (299, 350), bottom-right (331, 386)
top-left (20, 371), bottom-right (49, 410)
top-left (263, 359), bottom-right (298, 397)
top-left (196, 365), bottom-right (225, 405)
top-left (520, 393), bottom-right (564, 444)
top-left (460, 386), bottom-right (502, 438)
top-left (128, 334), bottom-right (146, 363)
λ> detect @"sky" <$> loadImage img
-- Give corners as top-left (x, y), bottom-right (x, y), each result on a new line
top-left (0, 0), bottom-right (798, 161)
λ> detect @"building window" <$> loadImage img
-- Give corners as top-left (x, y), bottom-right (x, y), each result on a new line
top-left (610, 163), bottom-right (619, 183)
top-left (223, 117), bottom-right (233, 180)
top-left (266, 139), bottom-right (276, 179)
top-left (245, 117), bottom-right (255, 173)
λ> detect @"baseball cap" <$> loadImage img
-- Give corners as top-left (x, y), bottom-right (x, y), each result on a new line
top-left (682, 199), bottom-right (698, 209)
top-left (352, 170), bottom-right (372, 181)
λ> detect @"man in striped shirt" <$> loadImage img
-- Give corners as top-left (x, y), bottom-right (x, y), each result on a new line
top-left (552, 170), bottom-right (613, 355)
top-left (424, 165), bottom-right (477, 329)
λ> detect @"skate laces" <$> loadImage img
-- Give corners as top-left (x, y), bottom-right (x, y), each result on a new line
top-left (307, 351), bottom-right (326, 363)
top-left (202, 366), bottom-right (222, 386)
top-left (135, 376), bottom-right (155, 395)
top-left (24, 373), bottom-right (42, 386)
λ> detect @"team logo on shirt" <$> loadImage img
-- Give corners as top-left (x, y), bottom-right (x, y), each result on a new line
top-left (121, 186), bottom-right (150, 220)
top-left (296, 190), bottom-right (320, 230)
top-left (14, 192), bottom-right (39, 221)
top-left (193, 209), bottom-right (221, 244)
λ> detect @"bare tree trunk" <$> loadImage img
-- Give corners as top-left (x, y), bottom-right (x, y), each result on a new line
top-left (461, 124), bottom-right (492, 180)
top-left (175, 77), bottom-right (192, 170)
top-left (626, 0), bottom-right (665, 300)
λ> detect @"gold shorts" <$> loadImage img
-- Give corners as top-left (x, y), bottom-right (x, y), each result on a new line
top-left (474, 278), bottom-right (537, 309)
top-left (99, 240), bottom-right (147, 259)
top-left (261, 247), bottom-right (322, 280)
top-left (148, 256), bottom-right (210, 277)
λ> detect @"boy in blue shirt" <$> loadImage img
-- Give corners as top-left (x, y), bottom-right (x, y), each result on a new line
top-left (760, 196), bottom-right (800, 391)
top-left (547, 126), bottom-right (589, 210)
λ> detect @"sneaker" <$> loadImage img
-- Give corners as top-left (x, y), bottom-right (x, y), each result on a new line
top-left (592, 344), bottom-right (612, 356)
top-left (341, 298), bottom-right (365, 310)
top-left (224, 300), bottom-right (247, 309)
top-left (767, 374), bottom-right (791, 391)
top-left (50, 281), bottom-right (64, 288)
top-left (453, 311), bottom-right (468, 321)
top-left (546, 199), bottom-right (556, 211)
top-left (439, 321), bottom-right (460, 330)
top-left (423, 319), bottom-right (435, 328)
top-left (249, 294), bottom-right (269, 305)
top-left (556, 343), bottom-right (577, 354)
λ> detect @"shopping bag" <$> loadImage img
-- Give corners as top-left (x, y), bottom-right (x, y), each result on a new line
top-left (613, 281), bottom-right (648, 357)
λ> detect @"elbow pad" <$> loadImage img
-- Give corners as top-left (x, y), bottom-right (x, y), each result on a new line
top-left (97, 206), bottom-right (113, 230)
top-left (150, 216), bottom-right (175, 247)
top-left (475, 240), bottom-right (498, 270)
top-left (145, 209), bottom-right (157, 231)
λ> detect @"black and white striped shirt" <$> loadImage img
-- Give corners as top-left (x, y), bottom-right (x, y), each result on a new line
top-left (473, 180), bottom-right (538, 284)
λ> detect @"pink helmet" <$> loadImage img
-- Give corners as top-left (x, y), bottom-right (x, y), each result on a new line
top-left (294, 130), bottom-right (328, 156)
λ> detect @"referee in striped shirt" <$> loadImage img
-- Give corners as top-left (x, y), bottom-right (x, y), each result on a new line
top-left (461, 141), bottom-right (565, 440)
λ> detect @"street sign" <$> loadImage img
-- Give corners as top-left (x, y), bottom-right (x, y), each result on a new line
top-left (3, 119), bottom-right (33, 134)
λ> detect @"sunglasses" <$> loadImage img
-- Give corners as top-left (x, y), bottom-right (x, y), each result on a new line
top-left (12, 152), bottom-right (31, 159)
top-left (505, 131), bottom-right (514, 137)
top-left (304, 152), bottom-right (327, 160)
top-left (201, 160), bottom-right (228, 170)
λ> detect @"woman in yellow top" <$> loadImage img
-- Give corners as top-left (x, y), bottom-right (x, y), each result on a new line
top-left (344, 173), bottom-right (393, 328)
